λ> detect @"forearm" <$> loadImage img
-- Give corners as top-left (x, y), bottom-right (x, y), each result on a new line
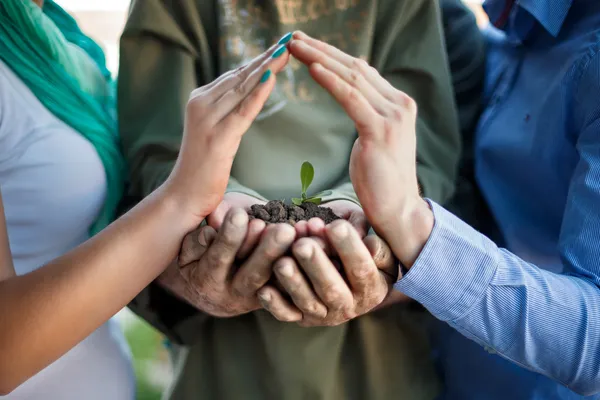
top-left (394, 201), bottom-right (600, 395)
top-left (0, 185), bottom-right (197, 393)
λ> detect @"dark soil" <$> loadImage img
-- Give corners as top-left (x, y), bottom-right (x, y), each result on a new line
top-left (248, 200), bottom-right (340, 225)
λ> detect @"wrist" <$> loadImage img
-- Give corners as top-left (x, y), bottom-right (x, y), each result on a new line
top-left (384, 197), bottom-right (434, 269)
top-left (156, 183), bottom-right (207, 233)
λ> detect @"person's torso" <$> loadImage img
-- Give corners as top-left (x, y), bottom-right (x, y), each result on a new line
top-left (438, 1), bottom-right (600, 399)
top-left (217, 0), bottom-right (376, 200)
top-left (166, 1), bottom-right (441, 399)
top-left (0, 59), bottom-right (134, 400)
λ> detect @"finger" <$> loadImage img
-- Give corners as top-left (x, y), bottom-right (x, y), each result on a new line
top-left (295, 220), bottom-right (309, 238)
top-left (309, 63), bottom-right (382, 134)
top-left (197, 43), bottom-right (280, 98)
top-left (325, 221), bottom-right (386, 297)
top-left (307, 217), bottom-right (326, 239)
top-left (292, 31), bottom-right (398, 102)
top-left (233, 223), bottom-right (296, 296)
top-left (207, 201), bottom-right (232, 230)
top-left (309, 236), bottom-right (332, 256)
top-left (274, 257), bottom-right (328, 319)
top-left (196, 208), bottom-right (248, 283)
top-left (348, 211), bottom-right (369, 238)
top-left (216, 56), bottom-right (287, 144)
top-left (288, 38), bottom-right (388, 109)
top-left (178, 225), bottom-right (217, 266)
top-left (292, 238), bottom-right (353, 310)
top-left (258, 286), bottom-right (303, 322)
top-left (363, 235), bottom-right (398, 283)
top-left (214, 46), bottom-right (290, 122)
top-left (237, 218), bottom-right (267, 260)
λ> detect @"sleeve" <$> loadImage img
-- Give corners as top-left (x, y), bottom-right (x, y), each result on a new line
top-left (323, 0), bottom-right (462, 206)
top-left (117, 0), bottom-right (262, 344)
top-left (395, 54), bottom-right (600, 395)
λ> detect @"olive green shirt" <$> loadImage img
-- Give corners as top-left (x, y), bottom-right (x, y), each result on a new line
top-left (118, 1), bottom-right (467, 399)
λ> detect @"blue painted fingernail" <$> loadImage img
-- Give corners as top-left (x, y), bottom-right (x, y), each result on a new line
top-left (272, 44), bottom-right (286, 58)
top-left (260, 69), bottom-right (271, 83)
top-left (277, 32), bottom-right (292, 45)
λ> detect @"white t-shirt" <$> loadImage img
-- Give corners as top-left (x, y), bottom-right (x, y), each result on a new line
top-left (0, 60), bottom-right (135, 399)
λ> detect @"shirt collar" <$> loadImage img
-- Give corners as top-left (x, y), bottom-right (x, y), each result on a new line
top-left (484, 0), bottom-right (573, 38)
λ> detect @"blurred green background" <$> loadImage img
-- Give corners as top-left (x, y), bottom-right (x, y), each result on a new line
top-left (118, 310), bottom-right (171, 400)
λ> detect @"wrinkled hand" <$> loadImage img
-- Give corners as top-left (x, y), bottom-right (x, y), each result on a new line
top-left (164, 43), bottom-right (290, 226)
top-left (294, 200), bottom-right (368, 241)
top-left (257, 220), bottom-right (397, 326)
top-left (207, 192), bottom-right (268, 259)
top-left (288, 31), bottom-right (432, 268)
top-left (163, 208), bottom-right (296, 318)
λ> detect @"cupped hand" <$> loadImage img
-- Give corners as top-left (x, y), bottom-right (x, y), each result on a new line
top-left (257, 220), bottom-right (397, 326)
top-left (294, 200), bottom-right (368, 241)
top-left (164, 43), bottom-right (290, 228)
top-left (207, 192), bottom-right (267, 260)
top-left (288, 31), bottom-right (432, 267)
top-left (164, 208), bottom-right (296, 318)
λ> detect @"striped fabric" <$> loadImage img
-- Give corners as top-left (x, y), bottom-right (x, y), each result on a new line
top-left (395, 0), bottom-right (600, 398)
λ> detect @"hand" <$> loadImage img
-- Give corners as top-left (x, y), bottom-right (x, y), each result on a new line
top-left (294, 200), bottom-right (368, 240)
top-left (257, 220), bottom-right (396, 326)
top-left (288, 31), bottom-right (433, 268)
top-left (207, 192), bottom-right (267, 260)
top-left (164, 43), bottom-right (290, 227)
top-left (164, 208), bottom-right (296, 318)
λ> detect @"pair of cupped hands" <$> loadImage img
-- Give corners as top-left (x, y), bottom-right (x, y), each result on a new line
top-left (162, 32), bottom-right (429, 327)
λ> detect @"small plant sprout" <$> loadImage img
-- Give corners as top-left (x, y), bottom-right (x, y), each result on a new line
top-left (291, 161), bottom-right (332, 206)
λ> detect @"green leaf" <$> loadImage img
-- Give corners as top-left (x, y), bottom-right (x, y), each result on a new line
top-left (301, 192), bottom-right (307, 200)
top-left (300, 161), bottom-right (315, 195)
top-left (304, 197), bottom-right (322, 205)
top-left (291, 198), bottom-right (303, 206)
top-left (312, 190), bottom-right (333, 198)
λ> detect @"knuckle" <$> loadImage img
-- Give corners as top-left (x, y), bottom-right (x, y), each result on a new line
top-left (351, 57), bottom-right (369, 72)
top-left (347, 87), bottom-right (361, 104)
top-left (322, 286), bottom-right (344, 306)
top-left (390, 106), bottom-right (404, 122)
top-left (347, 69), bottom-right (361, 87)
top-left (341, 307), bottom-right (358, 321)
top-left (349, 261), bottom-right (375, 281)
top-left (234, 100), bottom-right (252, 119)
top-left (382, 118), bottom-right (395, 138)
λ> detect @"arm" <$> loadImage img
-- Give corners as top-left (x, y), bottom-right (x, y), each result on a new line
top-left (286, 27), bottom-right (600, 394)
top-left (0, 187), bottom-right (191, 395)
top-left (118, 0), bottom-right (264, 343)
top-left (0, 46), bottom-right (287, 393)
top-left (322, 0), bottom-right (462, 207)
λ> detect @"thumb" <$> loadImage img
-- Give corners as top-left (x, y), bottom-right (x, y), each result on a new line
top-left (363, 235), bottom-right (397, 282)
top-left (178, 226), bottom-right (217, 267)
top-left (207, 201), bottom-right (231, 230)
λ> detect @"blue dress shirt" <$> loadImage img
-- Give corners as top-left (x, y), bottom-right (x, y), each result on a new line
top-left (395, 0), bottom-right (600, 398)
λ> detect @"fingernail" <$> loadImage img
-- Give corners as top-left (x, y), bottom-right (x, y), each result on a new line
top-left (294, 242), bottom-right (313, 260)
top-left (198, 230), bottom-right (208, 246)
top-left (272, 44), bottom-right (287, 58)
top-left (330, 222), bottom-right (348, 238)
top-left (258, 291), bottom-right (271, 302)
top-left (278, 262), bottom-right (294, 278)
top-left (231, 210), bottom-right (247, 227)
top-left (277, 32), bottom-right (292, 45)
top-left (275, 225), bottom-right (294, 244)
top-left (260, 69), bottom-right (271, 83)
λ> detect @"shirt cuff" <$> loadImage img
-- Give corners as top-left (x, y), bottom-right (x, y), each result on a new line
top-left (394, 200), bottom-right (499, 321)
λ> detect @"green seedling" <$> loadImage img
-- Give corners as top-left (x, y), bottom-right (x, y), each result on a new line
top-left (292, 161), bottom-right (332, 206)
